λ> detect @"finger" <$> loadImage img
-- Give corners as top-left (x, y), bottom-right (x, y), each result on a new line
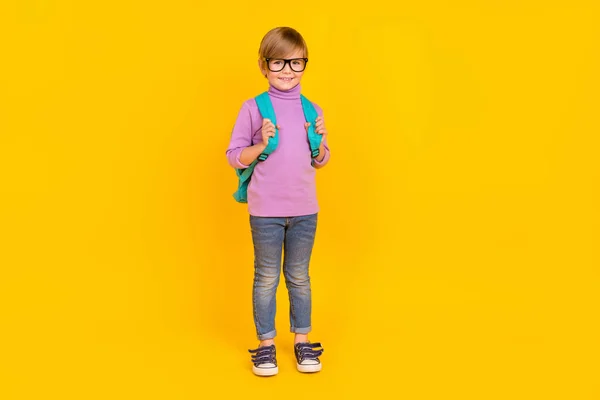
top-left (263, 118), bottom-right (271, 126)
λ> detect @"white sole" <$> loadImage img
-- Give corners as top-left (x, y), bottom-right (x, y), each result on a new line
top-left (297, 363), bottom-right (322, 373)
top-left (252, 365), bottom-right (278, 376)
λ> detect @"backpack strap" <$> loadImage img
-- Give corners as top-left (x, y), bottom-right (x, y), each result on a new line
top-left (231, 92), bottom-right (279, 203)
top-left (300, 94), bottom-right (321, 158)
top-left (254, 92), bottom-right (279, 161)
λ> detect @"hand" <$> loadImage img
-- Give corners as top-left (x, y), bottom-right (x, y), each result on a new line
top-left (304, 116), bottom-right (327, 145)
top-left (261, 118), bottom-right (279, 148)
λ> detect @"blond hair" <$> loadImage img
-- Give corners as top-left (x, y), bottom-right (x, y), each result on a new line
top-left (258, 27), bottom-right (308, 72)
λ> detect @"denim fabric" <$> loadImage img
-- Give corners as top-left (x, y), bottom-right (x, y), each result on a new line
top-left (249, 213), bottom-right (318, 340)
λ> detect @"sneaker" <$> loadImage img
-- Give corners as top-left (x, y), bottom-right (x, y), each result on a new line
top-left (248, 344), bottom-right (278, 376)
top-left (294, 342), bottom-right (324, 373)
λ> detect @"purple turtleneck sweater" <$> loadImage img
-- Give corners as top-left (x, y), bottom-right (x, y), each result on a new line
top-left (226, 84), bottom-right (330, 217)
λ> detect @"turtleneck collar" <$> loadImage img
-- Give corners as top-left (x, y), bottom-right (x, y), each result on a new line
top-left (268, 83), bottom-right (301, 100)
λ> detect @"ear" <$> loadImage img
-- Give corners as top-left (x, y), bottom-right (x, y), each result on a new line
top-left (258, 59), bottom-right (267, 78)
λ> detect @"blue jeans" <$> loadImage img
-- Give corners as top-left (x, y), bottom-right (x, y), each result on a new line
top-left (250, 213), bottom-right (318, 340)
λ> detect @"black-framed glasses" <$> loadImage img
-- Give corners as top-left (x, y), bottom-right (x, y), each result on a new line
top-left (265, 58), bottom-right (308, 72)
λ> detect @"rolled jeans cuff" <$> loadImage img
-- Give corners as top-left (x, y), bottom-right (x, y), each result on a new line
top-left (257, 329), bottom-right (277, 341)
top-left (291, 326), bottom-right (311, 334)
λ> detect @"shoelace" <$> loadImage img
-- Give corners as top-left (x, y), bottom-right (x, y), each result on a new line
top-left (295, 342), bottom-right (324, 362)
top-left (248, 345), bottom-right (277, 366)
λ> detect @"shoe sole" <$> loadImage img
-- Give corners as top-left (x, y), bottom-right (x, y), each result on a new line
top-left (296, 363), bottom-right (322, 373)
top-left (252, 365), bottom-right (279, 376)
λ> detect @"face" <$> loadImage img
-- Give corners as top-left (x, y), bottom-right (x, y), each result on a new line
top-left (260, 48), bottom-right (306, 91)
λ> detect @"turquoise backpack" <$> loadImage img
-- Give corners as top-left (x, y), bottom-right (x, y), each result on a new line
top-left (233, 91), bottom-right (322, 203)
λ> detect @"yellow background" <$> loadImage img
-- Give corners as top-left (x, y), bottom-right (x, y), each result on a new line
top-left (1, 1), bottom-right (599, 398)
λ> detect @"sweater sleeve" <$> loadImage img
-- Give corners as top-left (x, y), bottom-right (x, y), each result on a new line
top-left (226, 102), bottom-right (253, 169)
top-left (311, 103), bottom-right (331, 169)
